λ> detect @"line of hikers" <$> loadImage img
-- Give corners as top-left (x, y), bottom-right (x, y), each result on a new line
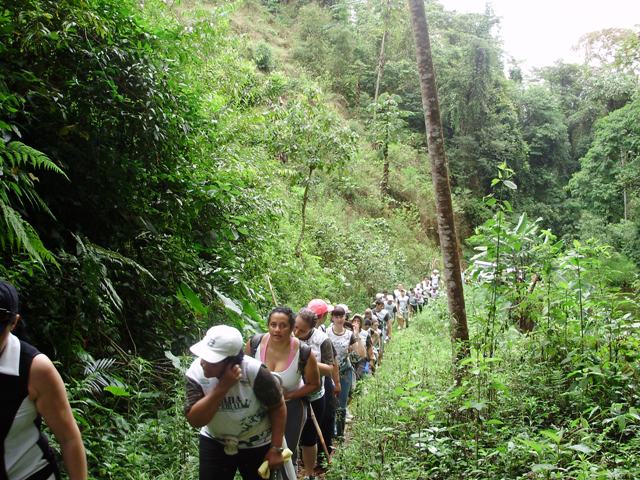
top-left (186, 271), bottom-right (441, 480)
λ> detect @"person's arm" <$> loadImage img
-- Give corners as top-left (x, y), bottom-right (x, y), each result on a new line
top-left (349, 333), bottom-right (366, 358)
top-left (332, 360), bottom-right (341, 396)
top-left (253, 366), bottom-right (286, 469)
top-left (284, 353), bottom-right (320, 401)
top-left (316, 339), bottom-right (334, 377)
top-left (185, 363), bottom-right (241, 427)
top-left (30, 355), bottom-right (87, 480)
top-left (264, 400), bottom-right (286, 468)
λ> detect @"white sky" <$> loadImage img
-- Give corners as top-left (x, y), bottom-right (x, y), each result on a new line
top-left (437, 0), bottom-right (640, 72)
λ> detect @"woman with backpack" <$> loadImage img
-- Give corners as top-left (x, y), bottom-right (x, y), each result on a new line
top-left (0, 280), bottom-right (87, 480)
top-left (245, 307), bottom-right (320, 468)
top-left (294, 308), bottom-right (336, 480)
top-left (326, 305), bottom-right (365, 438)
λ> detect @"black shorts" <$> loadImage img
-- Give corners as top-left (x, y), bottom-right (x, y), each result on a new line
top-left (299, 396), bottom-right (325, 447)
top-left (199, 435), bottom-right (269, 480)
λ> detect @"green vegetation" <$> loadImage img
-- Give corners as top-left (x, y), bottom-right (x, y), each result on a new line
top-left (0, 0), bottom-right (638, 478)
top-left (333, 283), bottom-right (640, 478)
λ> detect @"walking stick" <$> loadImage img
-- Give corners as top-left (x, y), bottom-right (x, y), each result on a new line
top-left (307, 400), bottom-right (331, 464)
top-left (265, 274), bottom-right (278, 306)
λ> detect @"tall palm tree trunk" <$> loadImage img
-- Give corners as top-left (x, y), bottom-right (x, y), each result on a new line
top-left (407, 0), bottom-right (469, 371)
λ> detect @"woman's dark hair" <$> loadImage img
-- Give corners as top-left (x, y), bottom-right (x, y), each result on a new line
top-left (268, 306), bottom-right (295, 330)
top-left (297, 308), bottom-right (318, 329)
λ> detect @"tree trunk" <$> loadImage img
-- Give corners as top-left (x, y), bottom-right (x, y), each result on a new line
top-left (380, 133), bottom-right (390, 195)
top-left (374, 30), bottom-right (387, 105)
top-left (374, 0), bottom-right (392, 105)
top-left (295, 165), bottom-right (315, 257)
top-left (407, 0), bottom-right (469, 370)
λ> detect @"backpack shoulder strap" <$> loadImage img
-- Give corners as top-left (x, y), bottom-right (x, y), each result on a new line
top-left (249, 333), bottom-right (265, 357)
top-left (298, 343), bottom-right (312, 377)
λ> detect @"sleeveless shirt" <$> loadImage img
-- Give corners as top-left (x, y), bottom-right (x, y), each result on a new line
top-left (254, 335), bottom-right (303, 394)
top-left (0, 334), bottom-right (59, 480)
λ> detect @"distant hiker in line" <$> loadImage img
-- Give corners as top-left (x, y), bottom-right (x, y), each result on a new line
top-left (396, 289), bottom-right (409, 328)
top-left (186, 325), bottom-right (287, 480)
top-left (294, 308), bottom-right (335, 480)
top-left (373, 299), bottom-right (392, 343)
top-left (431, 269), bottom-right (441, 295)
top-left (408, 288), bottom-right (418, 317)
top-left (0, 280), bottom-right (88, 480)
top-left (307, 299), bottom-right (340, 463)
top-left (384, 295), bottom-right (397, 323)
top-left (326, 305), bottom-right (365, 437)
top-left (351, 314), bottom-right (373, 379)
top-left (245, 307), bottom-right (320, 467)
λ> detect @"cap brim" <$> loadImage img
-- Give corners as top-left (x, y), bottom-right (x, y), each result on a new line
top-left (190, 341), bottom-right (227, 364)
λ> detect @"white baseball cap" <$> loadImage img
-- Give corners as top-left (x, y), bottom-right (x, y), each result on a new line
top-left (190, 325), bottom-right (243, 364)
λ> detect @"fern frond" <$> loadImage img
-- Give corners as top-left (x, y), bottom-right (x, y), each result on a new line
top-left (76, 353), bottom-right (124, 395)
top-left (72, 233), bottom-right (156, 280)
top-left (1, 141), bottom-right (68, 180)
top-left (0, 201), bottom-right (57, 266)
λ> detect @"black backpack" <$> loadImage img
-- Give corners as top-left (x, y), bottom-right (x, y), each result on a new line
top-left (249, 333), bottom-right (312, 379)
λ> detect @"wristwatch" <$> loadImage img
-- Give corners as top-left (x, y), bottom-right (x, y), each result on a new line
top-left (270, 445), bottom-right (285, 453)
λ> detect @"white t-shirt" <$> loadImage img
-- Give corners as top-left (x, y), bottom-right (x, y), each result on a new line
top-left (186, 356), bottom-right (271, 448)
top-left (327, 325), bottom-right (355, 365)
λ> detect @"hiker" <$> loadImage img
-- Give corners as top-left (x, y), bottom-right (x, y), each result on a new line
top-left (396, 289), bottom-right (410, 328)
top-left (294, 308), bottom-right (335, 480)
top-left (408, 288), bottom-right (418, 317)
top-left (326, 305), bottom-right (365, 438)
top-left (415, 283), bottom-right (425, 311)
top-left (393, 283), bottom-right (404, 300)
top-left (431, 269), bottom-right (440, 295)
top-left (373, 299), bottom-right (392, 343)
top-left (186, 325), bottom-right (287, 480)
top-left (307, 299), bottom-right (331, 333)
top-left (307, 299), bottom-right (340, 461)
top-left (352, 315), bottom-right (373, 379)
top-left (0, 280), bottom-right (88, 480)
top-left (245, 307), bottom-right (320, 467)
top-left (368, 318), bottom-right (381, 368)
top-left (384, 295), bottom-right (397, 324)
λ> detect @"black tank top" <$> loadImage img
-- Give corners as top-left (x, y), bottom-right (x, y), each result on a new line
top-left (0, 338), bottom-right (60, 480)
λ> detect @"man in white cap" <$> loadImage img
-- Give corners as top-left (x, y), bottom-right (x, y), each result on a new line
top-left (185, 325), bottom-right (287, 480)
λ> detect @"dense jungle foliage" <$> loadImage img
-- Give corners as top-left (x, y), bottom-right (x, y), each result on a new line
top-left (0, 0), bottom-right (638, 478)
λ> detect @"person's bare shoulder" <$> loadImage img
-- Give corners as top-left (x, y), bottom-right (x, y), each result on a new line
top-left (29, 354), bottom-right (64, 400)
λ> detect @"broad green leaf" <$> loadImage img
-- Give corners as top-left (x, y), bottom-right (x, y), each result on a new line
top-left (215, 289), bottom-right (242, 315)
top-left (176, 283), bottom-right (208, 316)
top-left (568, 444), bottom-right (593, 455)
top-left (104, 385), bottom-right (130, 397)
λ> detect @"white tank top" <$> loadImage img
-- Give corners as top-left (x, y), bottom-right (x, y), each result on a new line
top-left (254, 335), bottom-right (303, 394)
top-left (186, 356), bottom-right (271, 448)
